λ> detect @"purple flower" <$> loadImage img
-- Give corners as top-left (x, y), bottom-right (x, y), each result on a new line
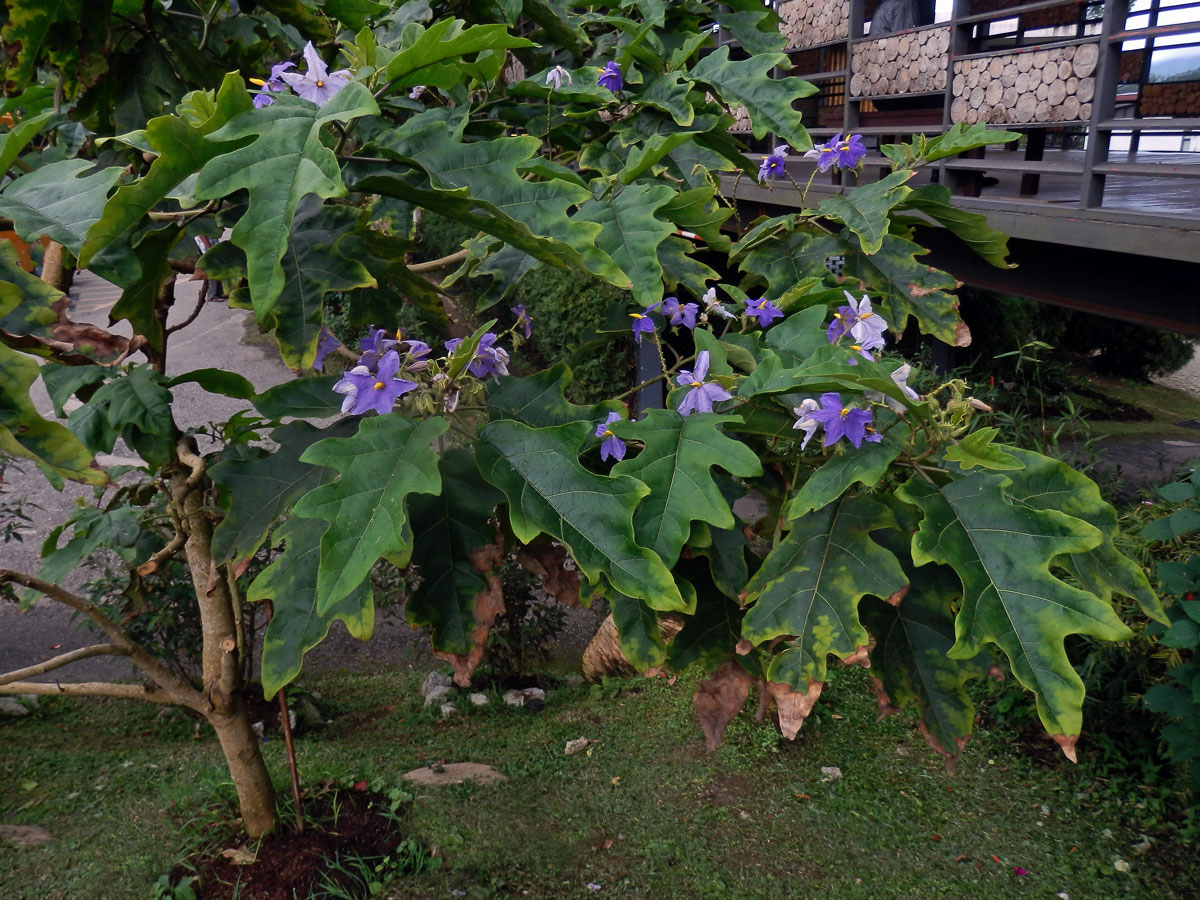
top-left (337, 350), bottom-right (417, 416)
top-left (251, 60), bottom-right (295, 108)
top-left (805, 133), bottom-right (867, 172)
top-left (629, 309), bottom-right (656, 343)
top-left (758, 144), bottom-right (789, 183)
top-left (845, 332), bottom-right (886, 366)
top-left (358, 325), bottom-right (399, 370)
top-left (792, 398), bottom-right (821, 450)
top-left (512, 303), bottom-right (533, 339)
top-left (660, 296), bottom-right (698, 330)
top-left (676, 351), bottom-right (732, 416)
top-left (743, 297), bottom-right (784, 329)
top-left (281, 41), bottom-right (352, 106)
top-left (826, 303), bottom-right (856, 343)
top-left (598, 61), bottom-right (623, 93)
top-left (595, 412), bottom-right (626, 462)
top-left (312, 325), bottom-right (342, 371)
top-left (805, 392), bottom-right (882, 448)
top-left (468, 333), bottom-right (510, 380)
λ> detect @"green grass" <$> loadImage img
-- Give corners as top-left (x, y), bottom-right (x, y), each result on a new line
top-left (2, 668), bottom-right (1196, 900)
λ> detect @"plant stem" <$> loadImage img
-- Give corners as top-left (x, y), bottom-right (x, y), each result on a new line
top-left (278, 688), bottom-right (304, 833)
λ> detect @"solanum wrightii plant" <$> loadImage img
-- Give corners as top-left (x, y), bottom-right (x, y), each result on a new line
top-left (0, 0), bottom-right (1164, 836)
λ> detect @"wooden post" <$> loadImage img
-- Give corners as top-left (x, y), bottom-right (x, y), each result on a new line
top-left (1020, 128), bottom-right (1046, 195)
top-left (940, 0), bottom-right (971, 192)
top-left (1081, 0), bottom-right (1129, 208)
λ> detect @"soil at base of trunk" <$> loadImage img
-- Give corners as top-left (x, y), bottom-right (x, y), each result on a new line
top-left (186, 790), bottom-right (405, 900)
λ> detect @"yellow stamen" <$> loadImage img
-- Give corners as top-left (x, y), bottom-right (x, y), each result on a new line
top-left (602, 429), bottom-right (613, 438)
top-left (629, 313), bottom-right (644, 320)
top-left (757, 300), bottom-right (768, 309)
top-left (839, 407), bottom-right (850, 418)
top-left (851, 345), bottom-right (862, 353)
top-left (859, 311), bottom-right (873, 319)
top-left (373, 381), bottom-right (386, 391)
top-left (316, 79), bottom-right (325, 87)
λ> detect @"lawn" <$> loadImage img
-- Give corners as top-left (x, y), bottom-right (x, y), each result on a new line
top-left (1, 666), bottom-right (1195, 900)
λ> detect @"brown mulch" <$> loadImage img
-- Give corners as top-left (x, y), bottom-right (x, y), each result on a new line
top-left (188, 790), bottom-right (403, 900)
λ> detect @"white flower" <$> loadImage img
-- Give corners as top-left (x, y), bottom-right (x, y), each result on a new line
top-left (792, 398), bottom-right (821, 449)
top-left (333, 366), bottom-right (366, 414)
top-left (545, 65), bottom-right (572, 90)
top-left (865, 364), bottom-right (921, 413)
top-left (702, 285), bottom-right (735, 319)
top-left (846, 291), bottom-right (888, 344)
top-left (281, 42), bottom-right (352, 106)
top-left (409, 85), bottom-right (425, 99)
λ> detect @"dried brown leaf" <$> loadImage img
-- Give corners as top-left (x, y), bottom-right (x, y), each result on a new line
top-left (1051, 733), bottom-right (1078, 763)
top-left (516, 539), bottom-right (580, 606)
top-left (693, 661), bottom-right (752, 752)
top-left (918, 719), bottom-right (971, 775)
top-left (868, 674), bottom-right (901, 721)
top-left (767, 679), bottom-right (823, 740)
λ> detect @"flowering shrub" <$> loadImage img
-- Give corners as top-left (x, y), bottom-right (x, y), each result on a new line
top-left (0, 0), bottom-right (1162, 835)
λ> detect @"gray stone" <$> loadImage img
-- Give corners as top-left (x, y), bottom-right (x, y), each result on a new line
top-left (439, 702), bottom-right (458, 719)
top-left (502, 689), bottom-right (526, 707)
top-left (0, 697), bottom-right (30, 717)
top-left (423, 685), bottom-right (452, 707)
top-left (468, 692), bottom-right (490, 707)
top-left (561, 674), bottom-right (585, 688)
top-left (421, 670), bottom-right (453, 698)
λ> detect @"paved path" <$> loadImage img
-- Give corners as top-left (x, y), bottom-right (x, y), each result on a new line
top-left (1, 271), bottom-right (294, 682)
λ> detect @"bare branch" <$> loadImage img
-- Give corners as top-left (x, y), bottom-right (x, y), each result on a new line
top-left (408, 248), bottom-right (469, 273)
top-left (0, 645), bottom-right (129, 686)
top-left (0, 680), bottom-right (177, 704)
top-left (0, 569), bottom-right (202, 711)
top-left (175, 437), bottom-right (206, 491)
top-left (137, 531), bottom-right (187, 576)
top-left (165, 285), bottom-right (208, 335)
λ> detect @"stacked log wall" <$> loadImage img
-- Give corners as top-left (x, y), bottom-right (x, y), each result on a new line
top-left (849, 27), bottom-right (951, 97)
top-left (1140, 81), bottom-right (1200, 116)
top-left (777, 0), bottom-right (850, 50)
top-left (950, 42), bottom-right (1098, 124)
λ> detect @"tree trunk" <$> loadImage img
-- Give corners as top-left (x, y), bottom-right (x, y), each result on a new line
top-left (173, 441), bottom-right (278, 837)
top-left (209, 707), bottom-right (279, 838)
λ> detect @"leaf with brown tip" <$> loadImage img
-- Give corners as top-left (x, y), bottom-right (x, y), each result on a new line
top-left (693, 661), bottom-right (752, 752)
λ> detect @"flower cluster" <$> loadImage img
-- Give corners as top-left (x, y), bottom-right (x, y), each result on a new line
top-left (805, 133), bottom-right (867, 173)
top-left (445, 333), bottom-right (510, 380)
top-left (329, 326), bottom-right (434, 415)
top-left (794, 392), bottom-right (882, 449)
top-left (252, 42), bottom-right (351, 108)
top-left (827, 291), bottom-right (888, 364)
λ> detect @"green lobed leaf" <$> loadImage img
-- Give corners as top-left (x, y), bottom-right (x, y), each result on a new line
top-left (266, 199), bottom-right (377, 369)
top-left (66, 364), bottom-right (176, 468)
top-left (943, 426), bottom-right (1022, 471)
top-left (37, 503), bottom-right (144, 588)
top-left (859, 564), bottom-right (991, 765)
top-left (0, 159), bottom-right (123, 254)
top-left (690, 47), bottom-right (816, 152)
top-left (610, 590), bottom-right (669, 672)
top-left (0, 242), bottom-right (62, 352)
top-left (293, 414), bottom-right (448, 612)
top-left (383, 18), bottom-right (533, 88)
top-left (252, 375), bottom-right (344, 419)
top-left (896, 184), bottom-right (1013, 269)
top-left (107, 225), bottom-right (182, 355)
top-left (610, 410), bottom-right (762, 567)
top-left (789, 424), bottom-right (907, 520)
top-left (1003, 447), bottom-right (1164, 622)
top-left (165, 369), bottom-right (255, 400)
top-left (742, 496), bottom-right (908, 686)
top-left (0, 342), bottom-right (103, 484)
top-left (897, 471), bottom-right (1133, 742)
top-left (818, 171), bottom-right (915, 256)
top-left (477, 419), bottom-right (684, 611)
top-left (80, 74), bottom-right (254, 265)
top-left (668, 590), bottom-right (746, 673)
top-left (0, 108), bottom-right (55, 178)
top-left (920, 123), bottom-right (1020, 164)
top-left (322, 0), bottom-right (388, 29)
top-left (485, 363), bottom-right (619, 428)
top-left (39, 363), bottom-right (106, 417)
top-left (845, 233), bottom-right (964, 344)
top-left (1, 0), bottom-right (76, 90)
top-left (193, 86), bottom-right (379, 317)
top-left (710, 2), bottom-right (787, 54)
top-left (574, 181), bottom-right (677, 306)
top-left (739, 231), bottom-right (851, 301)
top-left (249, 517), bottom-right (374, 700)
top-left (404, 448), bottom-right (503, 655)
top-left (209, 417), bottom-right (358, 565)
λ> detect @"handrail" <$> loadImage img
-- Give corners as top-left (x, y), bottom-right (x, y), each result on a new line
top-left (954, 0), bottom-right (1091, 26)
